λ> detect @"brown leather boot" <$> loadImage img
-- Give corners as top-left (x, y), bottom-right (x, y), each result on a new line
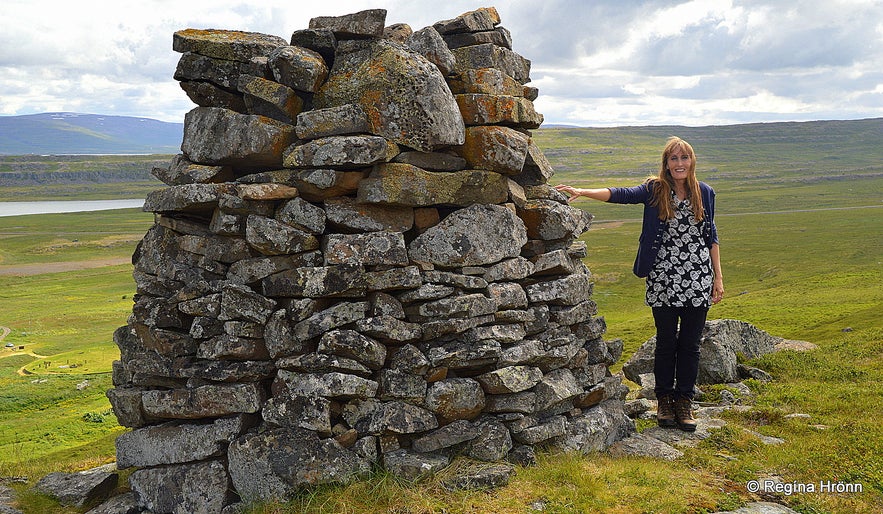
top-left (674, 396), bottom-right (697, 432)
top-left (656, 394), bottom-right (677, 428)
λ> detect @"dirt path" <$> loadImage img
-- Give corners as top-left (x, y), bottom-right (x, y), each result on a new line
top-left (0, 326), bottom-right (49, 375)
top-left (0, 257), bottom-right (131, 276)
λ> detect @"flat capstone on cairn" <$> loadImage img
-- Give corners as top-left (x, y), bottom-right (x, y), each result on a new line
top-left (106, 7), bottom-right (634, 512)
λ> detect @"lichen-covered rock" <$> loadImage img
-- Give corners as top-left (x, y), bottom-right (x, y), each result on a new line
top-left (152, 154), bottom-right (233, 186)
top-left (379, 369), bottom-right (427, 401)
top-left (425, 378), bottom-right (486, 423)
top-left (518, 199), bottom-right (593, 240)
top-left (292, 301), bottom-right (369, 341)
top-left (245, 215), bottom-right (320, 255)
top-left (441, 462), bottom-right (515, 491)
top-left (534, 368), bottom-right (582, 411)
top-left (295, 104), bottom-right (370, 140)
top-left (443, 27), bottom-right (512, 50)
top-left (356, 316), bottom-right (422, 344)
top-left (322, 231), bottom-right (409, 266)
top-left (227, 253), bottom-right (321, 285)
top-left (512, 415), bottom-right (567, 444)
top-left (457, 125), bottom-right (530, 175)
top-left (484, 256), bottom-right (535, 282)
top-left (283, 135), bottom-right (399, 169)
top-left (451, 43), bottom-right (530, 84)
top-left (309, 9), bottom-right (387, 39)
top-left (143, 183), bottom-right (234, 214)
top-left (382, 449), bottom-right (449, 481)
top-left (180, 80), bottom-right (247, 112)
top-left (115, 416), bottom-right (251, 468)
top-left (316, 39), bottom-right (464, 152)
top-left (181, 107), bottom-right (296, 167)
top-left (241, 168), bottom-right (367, 202)
top-left (318, 329), bottom-right (387, 370)
top-left (141, 383), bottom-right (264, 420)
top-left (383, 23), bottom-right (413, 43)
top-left (173, 29), bottom-right (287, 62)
top-left (433, 7), bottom-right (501, 35)
top-left (514, 139), bottom-right (555, 186)
top-left (412, 419), bottom-right (479, 453)
top-left (551, 400), bottom-right (636, 454)
top-left (268, 45), bottom-right (328, 93)
top-left (407, 27), bottom-right (456, 76)
top-left (275, 197), bottom-right (326, 233)
top-left (525, 273), bottom-right (592, 306)
top-left (392, 151), bottom-right (467, 172)
top-left (363, 401), bottom-right (438, 435)
top-left (35, 467), bottom-right (118, 508)
top-left (408, 204), bottom-right (527, 267)
top-left (237, 75), bottom-right (304, 123)
top-left (219, 283), bottom-right (277, 324)
top-left (262, 264), bottom-right (365, 298)
top-left (228, 428), bottom-right (370, 502)
top-left (467, 419), bottom-right (513, 461)
top-left (235, 183), bottom-right (299, 201)
top-left (275, 370), bottom-right (378, 399)
top-left (476, 365), bottom-right (543, 394)
top-left (129, 460), bottom-right (232, 513)
top-left (447, 67), bottom-right (523, 96)
top-left (409, 293), bottom-right (497, 321)
top-left (358, 163), bottom-right (508, 207)
top-left (290, 28), bottom-right (337, 66)
top-left (324, 196), bottom-right (414, 233)
top-left (455, 94), bottom-right (543, 128)
top-left (174, 52), bottom-right (258, 90)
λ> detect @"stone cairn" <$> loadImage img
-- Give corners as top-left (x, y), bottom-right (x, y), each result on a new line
top-left (108, 7), bottom-right (633, 512)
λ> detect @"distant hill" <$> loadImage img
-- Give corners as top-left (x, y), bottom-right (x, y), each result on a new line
top-left (0, 112), bottom-right (183, 155)
top-left (533, 117), bottom-right (883, 186)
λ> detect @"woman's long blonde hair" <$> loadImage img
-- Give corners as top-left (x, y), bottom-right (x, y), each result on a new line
top-left (648, 136), bottom-right (704, 221)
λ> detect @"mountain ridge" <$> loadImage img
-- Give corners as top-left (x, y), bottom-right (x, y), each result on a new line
top-left (1, 112), bottom-right (881, 157)
top-left (0, 112), bottom-right (183, 155)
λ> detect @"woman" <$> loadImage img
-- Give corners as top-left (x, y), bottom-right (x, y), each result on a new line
top-left (555, 136), bottom-right (724, 432)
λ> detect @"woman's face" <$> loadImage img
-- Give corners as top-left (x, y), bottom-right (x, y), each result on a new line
top-left (666, 145), bottom-right (693, 183)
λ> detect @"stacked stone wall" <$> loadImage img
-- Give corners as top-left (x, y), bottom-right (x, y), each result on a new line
top-left (109, 7), bottom-right (634, 511)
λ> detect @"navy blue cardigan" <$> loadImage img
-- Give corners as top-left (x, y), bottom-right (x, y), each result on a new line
top-left (607, 181), bottom-right (719, 278)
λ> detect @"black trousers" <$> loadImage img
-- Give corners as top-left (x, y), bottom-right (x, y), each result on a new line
top-left (652, 305), bottom-right (709, 399)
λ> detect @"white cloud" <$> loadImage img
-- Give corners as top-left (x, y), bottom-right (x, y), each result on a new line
top-left (2, 0), bottom-right (883, 126)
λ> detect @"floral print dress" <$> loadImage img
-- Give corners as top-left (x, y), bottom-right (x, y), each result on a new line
top-left (646, 192), bottom-right (714, 308)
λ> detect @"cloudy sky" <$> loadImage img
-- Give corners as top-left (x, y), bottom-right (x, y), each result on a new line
top-left (2, 0), bottom-right (882, 127)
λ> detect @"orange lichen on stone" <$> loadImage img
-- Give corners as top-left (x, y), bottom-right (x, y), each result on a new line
top-left (172, 28), bottom-right (287, 62)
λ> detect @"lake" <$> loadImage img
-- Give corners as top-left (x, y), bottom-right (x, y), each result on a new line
top-left (0, 199), bottom-right (145, 217)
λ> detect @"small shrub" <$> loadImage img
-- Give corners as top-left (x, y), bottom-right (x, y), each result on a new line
top-left (742, 406), bottom-right (785, 426)
top-left (82, 412), bottom-right (105, 423)
top-left (714, 492), bottom-right (743, 512)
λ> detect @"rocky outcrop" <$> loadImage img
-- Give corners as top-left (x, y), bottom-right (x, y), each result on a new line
top-left (33, 466), bottom-right (118, 509)
top-left (623, 319), bottom-right (785, 386)
top-left (107, 7), bottom-right (632, 513)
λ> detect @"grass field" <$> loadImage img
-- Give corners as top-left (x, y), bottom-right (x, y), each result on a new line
top-left (0, 122), bottom-right (881, 513)
top-left (0, 209), bottom-right (154, 483)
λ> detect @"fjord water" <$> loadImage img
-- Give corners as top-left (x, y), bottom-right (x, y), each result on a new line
top-left (0, 199), bottom-right (144, 217)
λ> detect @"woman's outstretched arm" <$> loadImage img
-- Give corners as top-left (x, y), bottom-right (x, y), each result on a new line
top-left (554, 185), bottom-right (612, 203)
top-left (711, 243), bottom-right (724, 304)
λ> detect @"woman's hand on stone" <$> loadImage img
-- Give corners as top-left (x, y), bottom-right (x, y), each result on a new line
top-left (554, 184), bottom-right (581, 203)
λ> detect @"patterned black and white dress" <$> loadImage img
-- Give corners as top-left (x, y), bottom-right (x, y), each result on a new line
top-left (646, 192), bottom-right (714, 308)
